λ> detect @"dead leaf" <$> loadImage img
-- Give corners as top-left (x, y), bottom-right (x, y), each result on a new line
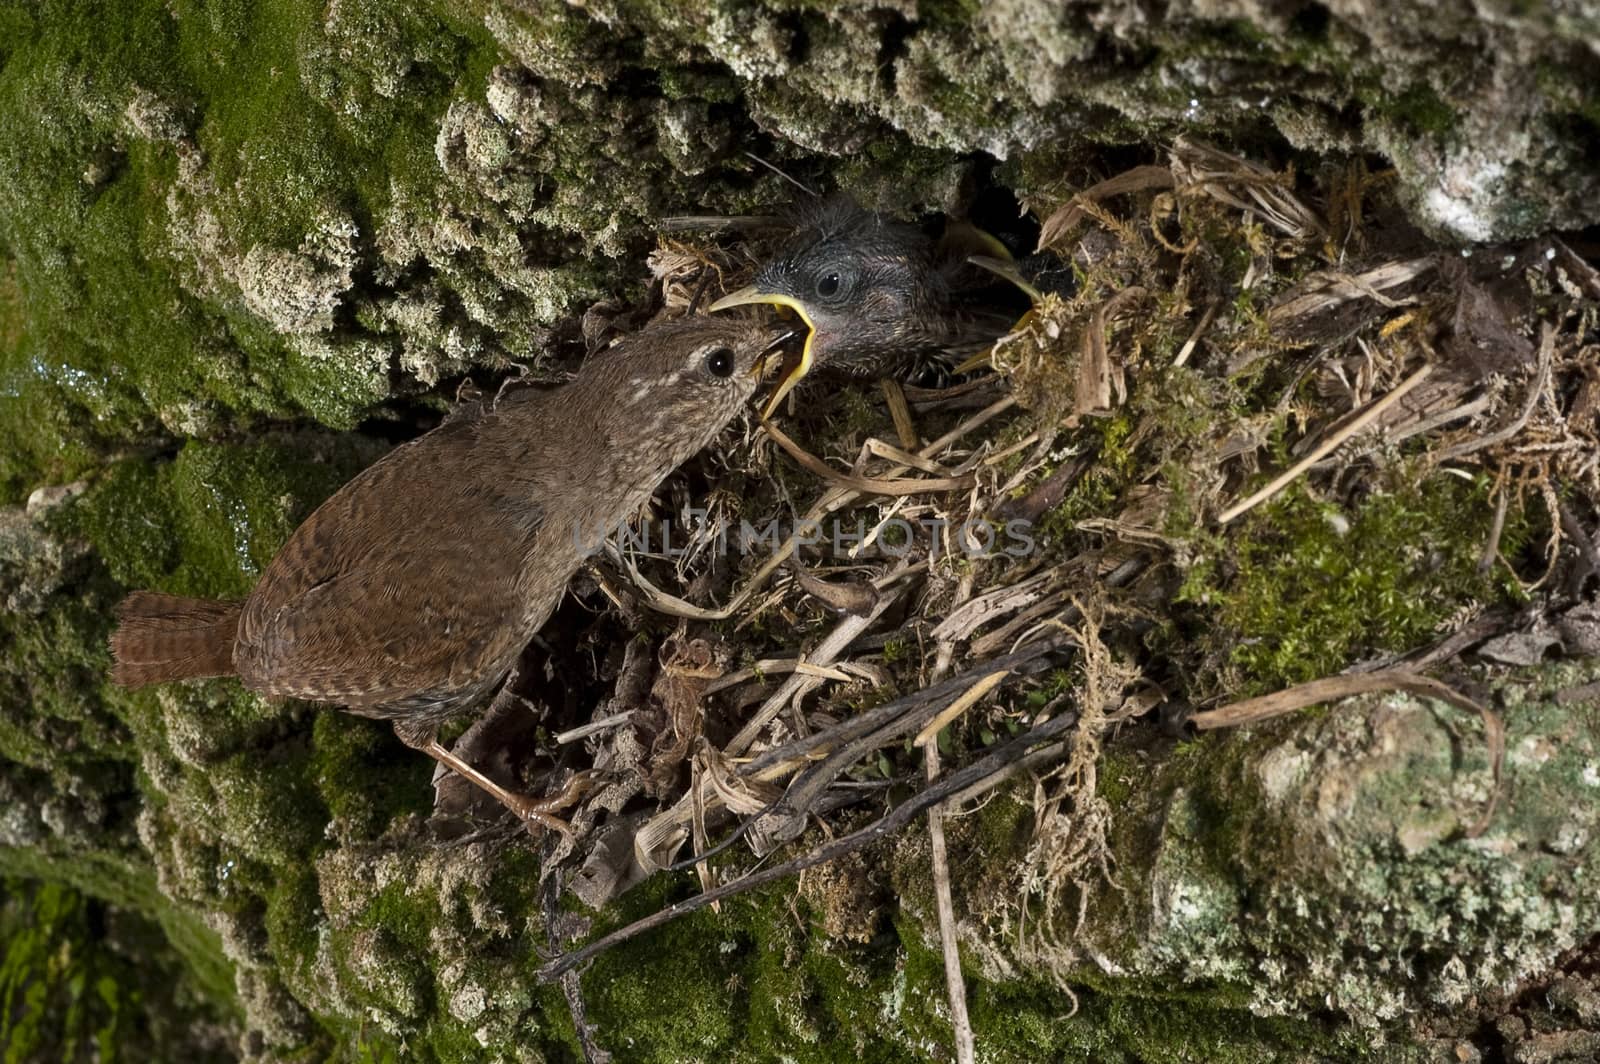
top-left (791, 561), bottom-right (881, 616)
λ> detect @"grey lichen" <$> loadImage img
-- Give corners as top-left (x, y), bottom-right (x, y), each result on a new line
top-left (930, 666), bottom-right (1600, 1046)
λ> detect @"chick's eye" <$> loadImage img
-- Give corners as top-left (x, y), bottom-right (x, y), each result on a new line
top-left (704, 347), bottom-right (734, 378)
top-left (815, 271), bottom-right (842, 299)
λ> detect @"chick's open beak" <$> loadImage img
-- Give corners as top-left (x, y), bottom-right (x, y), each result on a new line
top-left (750, 328), bottom-right (800, 380)
top-left (709, 285), bottom-right (817, 418)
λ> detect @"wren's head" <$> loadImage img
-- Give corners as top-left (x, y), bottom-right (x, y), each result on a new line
top-left (710, 196), bottom-right (946, 413)
top-left (584, 316), bottom-right (791, 468)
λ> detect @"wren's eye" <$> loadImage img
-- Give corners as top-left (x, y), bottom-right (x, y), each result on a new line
top-left (815, 271), bottom-right (842, 299)
top-left (704, 346), bottom-right (734, 378)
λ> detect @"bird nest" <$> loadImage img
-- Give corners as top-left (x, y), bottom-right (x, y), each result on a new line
top-left (433, 139), bottom-right (1600, 990)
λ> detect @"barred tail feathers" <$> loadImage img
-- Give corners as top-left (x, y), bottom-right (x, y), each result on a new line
top-left (109, 591), bottom-right (242, 687)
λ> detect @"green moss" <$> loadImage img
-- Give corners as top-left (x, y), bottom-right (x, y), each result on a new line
top-left (880, 637), bottom-right (911, 664)
top-left (1180, 474), bottom-right (1524, 694)
top-left (581, 876), bottom-right (744, 1056)
top-left (961, 974), bottom-right (1361, 1063)
top-left (0, 877), bottom-right (234, 1064)
top-left (309, 713), bottom-right (432, 837)
top-left (1, 431), bottom-right (410, 1053)
top-left (0, 586), bottom-right (127, 781)
top-left (564, 867), bottom-right (906, 1062)
top-left (0, 3), bottom-right (274, 488)
top-left (1368, 82), bottom-right (1459, 138)
top-left (1096, 747), bottom-right (1142, 807)
top-left (1035, 413), bottom-right (1139, 543)
top-left (0, 0), bottom-right (507, 499)
top-left (0, 849), bottom-right (240, 1028)
top-left (66, 434), bottom-right (382, 596)
top-left (206, 741), bottom-right (327, 864)
top-left (262, 860), bottom-right (322, 975)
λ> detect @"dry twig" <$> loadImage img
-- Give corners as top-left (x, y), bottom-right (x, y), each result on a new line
top-left (1190, 669), bottom-right (1504, 835)
top-left (1219, 363), bottom-right (1434, 524)
top-left (537, 710), bottom-right (1080, 983)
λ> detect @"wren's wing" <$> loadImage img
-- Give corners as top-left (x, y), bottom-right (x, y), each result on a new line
top-left (246, 544), bottom-right (534, 710)
top-left (234, 417), bottom-right (547, 710)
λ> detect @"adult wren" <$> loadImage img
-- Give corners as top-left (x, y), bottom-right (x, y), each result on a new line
top-left (110, 317), bottom-right (788, 833)
top-left (703, 195), bottom-right (1029, 414)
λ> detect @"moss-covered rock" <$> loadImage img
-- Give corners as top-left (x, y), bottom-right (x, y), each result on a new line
top-left (926, 662), bottom-right (1600, 1059)
top-left (4, 0), bottom-right (1599, 498)
top-left (3, 0), bottom-right (1598, 1060)
top-left (4, 461), bottom-right (1599, 1058)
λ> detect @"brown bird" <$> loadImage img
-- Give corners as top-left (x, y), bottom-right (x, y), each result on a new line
top-left (700, 195), bottom-right (1031, 414)
top-left (110, 317), bottom-right (788, 833)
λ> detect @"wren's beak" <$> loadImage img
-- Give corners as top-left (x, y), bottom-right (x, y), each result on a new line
top-left (709, 285), bottom-right (817, 418)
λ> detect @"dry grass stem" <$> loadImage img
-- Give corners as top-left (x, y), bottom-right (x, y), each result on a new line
top-left (1218, 362), bottom-right (1434, 523)
top-left (913, 670), bottom-right (1012, 747)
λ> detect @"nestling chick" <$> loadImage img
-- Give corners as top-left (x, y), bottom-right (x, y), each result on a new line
top-left (704, 195), bottom-right (1027, 414)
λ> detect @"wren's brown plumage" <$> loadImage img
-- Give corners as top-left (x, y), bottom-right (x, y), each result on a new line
top-left (704, 195), bottom-right (1025, 413)
top-left (111, 317), bottom-right (786, 832)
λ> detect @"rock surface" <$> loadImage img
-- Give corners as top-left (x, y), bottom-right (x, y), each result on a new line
top-left (2, 1), bottom-right (1598, 1061)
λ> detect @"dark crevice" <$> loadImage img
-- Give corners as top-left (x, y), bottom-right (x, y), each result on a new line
top-left (1332, 97), bottom-right (1366, 139)
top-left (775, 10), bottom-right (809, 67)
top-left (1289, 1), bottom-right (1333, 42)
top-left (963, 175), bottom-right (1039, 255)
top-left (877, 11), bottom-right (915, 98)
top-left (1549, 111), bottom-right (1600, 169)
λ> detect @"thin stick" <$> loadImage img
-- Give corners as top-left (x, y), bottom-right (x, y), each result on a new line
top-left (536, 712), bottom-right (1079, 983)
top-left (1388, 394), bottom-right (1490, 445)
top-left (603, 545), bottom-right (732, 620)
top-left (764, 420), bottom-right (974, 496)
top-left (925, 741), bottom-right (974, 1064)
top-left (648, 639), bottom-right (1069, 871)
top-left (947, 741), bottom-right (1068, 808)
top-left (543, 863), bottom-right (612, 1063)
top-left (1477, 488), bottom-right (1509, 574)
top-left (981, 430), bottom-right (1042, 468)
top-left (919, 394), bottom-right (1017, 454)
top-left (881, 379), bottom-right (920, 451)
top-left (865, 438), bottom-right (952, 475)
top-left (739, 637), bottom-right (1067, 778)
top-left (920, 571), bottom-right (975, 1064)
top-left (610, 396), bottom-right (1014, 623)
top-left (1172, 299), bottom-right (1219, 368)
top-left (1435, 323), bottom-right (1555, 462)
top-left (913, 670), bottom-right (1011, 747)
top-left (1218, 363), bottom-right (1433, 524)
top-left (1190, 668), bottom-right (1503, 836)
top-left (702, 658), bottom-right (854, 695)
top-left (1558, 496), bottom-right (1600, 591)
top-left (555, 710), bottom-right (637, 745)
top-left (725, 584), bottom-right (904, 756)
top-left (1190, 669), bottom-right (1484, 729)
top-left (743, 150), bottom-right (817, 197)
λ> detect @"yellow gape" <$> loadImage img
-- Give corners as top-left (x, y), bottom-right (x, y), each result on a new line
top-left (708, 285), bottom-right (818, 418)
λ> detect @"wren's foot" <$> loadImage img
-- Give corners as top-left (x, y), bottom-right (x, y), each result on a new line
top-left (500, 771), bottom-right (598, 839)
top-left (399, 726), bottom-right (596, 838)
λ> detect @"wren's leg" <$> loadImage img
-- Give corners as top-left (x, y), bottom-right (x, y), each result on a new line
top-left (392, 722), bottom-right (582, 838)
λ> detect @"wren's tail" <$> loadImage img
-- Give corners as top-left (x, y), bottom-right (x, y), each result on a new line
top-left (109, 591), bottom-right (243, 687)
